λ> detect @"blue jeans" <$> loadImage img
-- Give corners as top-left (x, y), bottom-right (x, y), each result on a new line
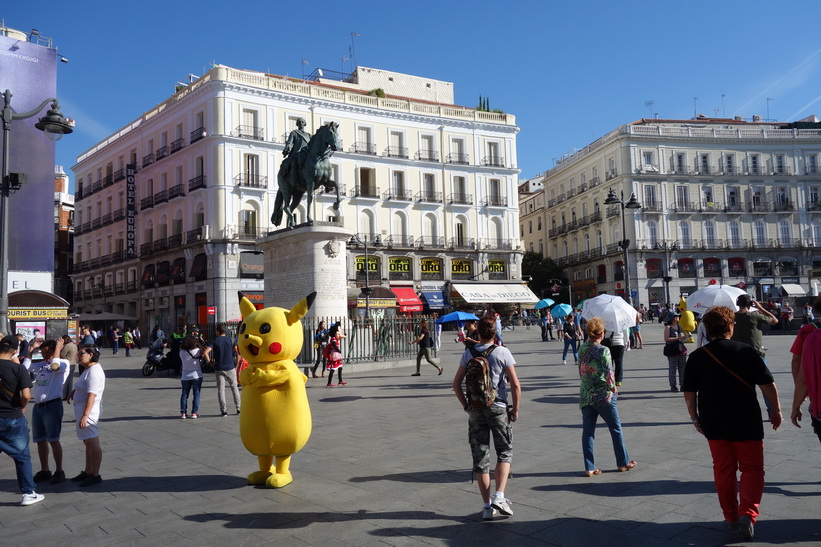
top-left (0, 416), bottom-right (37, 494)
top-left (581, 396), bottom-right (630, 471)
top-left (562, 338), bottom-right (578, 361)
top-left (181, 377), bottom-right (203, 414)
top-left (112, 340), bottom-right (119, 354)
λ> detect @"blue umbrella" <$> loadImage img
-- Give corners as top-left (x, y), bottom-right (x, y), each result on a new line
top-left (534, 298), bottom-right (555, 310)
top-left (436, 311), bottom-right (480, 324)
top-left (550, 303), bottom-right (573, 318)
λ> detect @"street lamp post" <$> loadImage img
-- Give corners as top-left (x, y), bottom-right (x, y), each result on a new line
top-left (654, 242), bottom-right (678, 306)
top-left (605, 188), bottom-right (642, 306)
top-left (349, 234), bottom-right (383, 319)
top-left (1, 90), bottom-right (73, 333)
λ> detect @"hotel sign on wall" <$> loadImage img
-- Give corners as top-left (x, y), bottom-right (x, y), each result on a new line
top-left (126, 164), bottom-right (137, 258)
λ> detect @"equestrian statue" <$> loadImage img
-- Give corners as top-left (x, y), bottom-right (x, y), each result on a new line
top-left (272, 118), bottom-right (341, 228)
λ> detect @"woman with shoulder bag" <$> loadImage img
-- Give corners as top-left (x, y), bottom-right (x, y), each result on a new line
top-left (179, 335), bottom-right (209, 418)
top-left (664, 313), bottom-right (687, 392)
top-left (562, 313), bottom-right (582, 365)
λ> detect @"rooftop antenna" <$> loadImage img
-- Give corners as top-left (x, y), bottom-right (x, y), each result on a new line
top-left (350, 32), bottom-right (362, 69)
top-left (721, 93), bottom-right (726, 117)
top-left (693, 97), bottom-right (699, 119)
top-left (644, 100), bottom-right (654, 118)
top-left (767, 97), bottom-right (775, 121)
top-left (341, 55), bottom-right (350, 75)
top-left (301, 58), bottom-right (309, 79)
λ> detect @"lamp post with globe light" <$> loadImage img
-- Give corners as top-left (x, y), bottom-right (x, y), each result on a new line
top-left (1, 89), bottom-right (73, 332)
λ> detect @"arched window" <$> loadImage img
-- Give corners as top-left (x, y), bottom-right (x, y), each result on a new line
top-left (729, 221), bottom-right (741, 248)
top-left (563, 241), bottom-right (568, 257)
top-left (238, 203), bottom-right (259, 237)
top-left (678, 221), bottom-right (691, 247)
top-left (646, 220), bottom-right (658, 248)
top-left (704, 220), bottom-right (716, 248)
top-left (584, 233), bottom-right (590, 251)
top-left (615, 260), bottom-right (625, 281)
top-left (552, 244), bottom-right (558, 260)
top-left (597, 230), bottom-right (603, 250)
top-left (360, 210), bottom-right (376, 239)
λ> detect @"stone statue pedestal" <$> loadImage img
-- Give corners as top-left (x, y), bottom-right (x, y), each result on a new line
top-left (257, 223), bottom-right (353, 318)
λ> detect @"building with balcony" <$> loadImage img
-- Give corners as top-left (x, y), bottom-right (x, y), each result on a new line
top-left (523, 116), bottom-right (821, 306)
top-left (71, 65), bottom-right (522, 329)
top-left (54, 166), bottom-right (74, 302)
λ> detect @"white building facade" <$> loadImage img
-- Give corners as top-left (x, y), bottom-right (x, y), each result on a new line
top-left (524, 117), bottom-right (821, 306)
top-left (71, 65), bottom-right (521, 329)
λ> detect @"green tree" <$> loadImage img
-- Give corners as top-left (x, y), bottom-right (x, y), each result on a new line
top-left (521, 251), bottom-right (565, 300)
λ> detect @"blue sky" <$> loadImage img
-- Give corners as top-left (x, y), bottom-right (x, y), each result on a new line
top-left (5, 0), bottom-right (821, 184)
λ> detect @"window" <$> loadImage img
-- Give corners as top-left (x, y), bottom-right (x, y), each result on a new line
top-left (244, 154), bottom-right (260, 185)
top-left (752, 188), bottom-right (763, 208)
top-left (423, 173), bottom-right (435, 198)
top-left (647, 220), bottom-right (658, 247)
top-left (357, 167), bottom-right (376, 197)
top-left (775, 154), bottom-right (785, 174)
top-left (486, 141), bottom-right (502, 166)
top-left (702, 186), bottom-right (713, 205)
top-left (392, 171), bottom-right (405, 195)
top-left (749, 154), bottom-right (760, 174)
top-left (808, 154), bottom-right (818, 174)
top-left (813, 220), bottom-right (821, 244)
top-left (537, 217), bottom-right (542, 231)
top-left (700, 153), bottom-right (710, 174)
top-left (754, 220), bottom-right (767, 245)
top-left (678, 221), bottom-right (691, 247)
top-left (642, 151), bottom-right (653, 165)
top-left (388, 130), bottom-right (405, 157)
top-left (450, 138), bottom-right (467, 163)
top-left (643, 185), bottom-right (657, 208)
top-left (357, 126), bottom-right (373, 153)
top-left (727, 187), bottom-right (739, 208)
top-left (675, 153), bottom-right (686, 173)
top-left (676, 186), bottom-right (688, 207)
top-left (455, 221), bottom-right (466, 247)
top-left (704, 257), bottom-right (721, 277)
top-left (809, 186), bottom-right (820, 207)
top-left (420, 134), bottom-right (435, 161)
top-left (645, 258), bottom-right (661, 278)
top-left (729, 221), bottom-right (742, 247)
top-left (528, 220), bottom-right (532, 234)
top-left (724, 154), bottom-right (735, 174)
top-left (704, 220), bottom-right (716, 248)
top-left (778, 219), bottom-right (791, 244)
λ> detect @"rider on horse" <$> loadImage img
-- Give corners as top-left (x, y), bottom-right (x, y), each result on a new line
top-left (280, 117), bottom-right (311, 187)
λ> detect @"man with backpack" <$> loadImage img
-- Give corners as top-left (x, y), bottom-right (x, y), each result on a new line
top-left (789, 297), bottom-right (821, 443)
top-left (451, 314), bottom-right (521, 521)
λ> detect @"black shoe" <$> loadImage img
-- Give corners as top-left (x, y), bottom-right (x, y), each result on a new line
top-left (79, 474), bottom-right (102, 487)
top-left (33, 470), bottom-right (52, 482)
top-left (670, 386), bottom-right (679, 392)
top-left (70, 471), bottom-right (88, 482)
top-left (221, 412), bottom-right (228, 417)
top-left (50, 470), bottom-right (66, 484)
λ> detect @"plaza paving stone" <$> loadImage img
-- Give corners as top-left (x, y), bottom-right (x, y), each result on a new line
top-left (0, 321), bottom-right (819, 545)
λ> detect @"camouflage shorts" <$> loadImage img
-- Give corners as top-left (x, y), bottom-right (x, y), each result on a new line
top-left (467, 404), bottom-right (512, 473)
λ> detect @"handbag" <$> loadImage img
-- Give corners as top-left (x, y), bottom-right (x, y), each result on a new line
top-left (330, 351), bottom-right (343, 362)
top-left (663, 341), bottom-right (685, 357)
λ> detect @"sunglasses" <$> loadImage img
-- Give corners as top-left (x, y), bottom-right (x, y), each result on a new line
top-left (80, 351), bottom-right (95, 356)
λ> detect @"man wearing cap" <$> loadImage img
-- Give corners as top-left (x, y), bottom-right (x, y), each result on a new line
top-left (0, 335), bottom-right (44, 505)
top-left (22, 338), bottom-right (71, 484)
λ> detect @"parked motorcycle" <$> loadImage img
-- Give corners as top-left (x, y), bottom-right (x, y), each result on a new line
top-left (141, 345), bottom-right (181, 376)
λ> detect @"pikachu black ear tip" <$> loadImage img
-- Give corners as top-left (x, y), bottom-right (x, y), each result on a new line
top-left (306, 292), bottom-right (317, 309)
top-left (238, 291), bottom-right (246, 303)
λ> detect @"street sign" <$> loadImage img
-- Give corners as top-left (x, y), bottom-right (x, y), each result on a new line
top-left (207, 306), bottom-right (216, 316)
top-left (551, 284), bottom-right (560, 292)
top-left (631, 290), bottom-right (637, 298)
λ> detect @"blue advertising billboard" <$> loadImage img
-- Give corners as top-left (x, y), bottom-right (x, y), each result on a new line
top-left (0, 33), bottom-right (58, 280)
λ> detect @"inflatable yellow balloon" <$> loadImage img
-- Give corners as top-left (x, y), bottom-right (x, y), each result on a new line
top-left (678, 295), bottom-right (688, 313)
top-left (237, 291), bottom-right (315, 488)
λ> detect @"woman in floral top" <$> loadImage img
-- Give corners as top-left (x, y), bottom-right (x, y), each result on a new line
top-left (577, 317), bottom-right (637, 477)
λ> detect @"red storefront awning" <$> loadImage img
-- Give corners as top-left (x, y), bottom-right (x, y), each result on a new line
top-left (391, 287), bottom-right (424, 312)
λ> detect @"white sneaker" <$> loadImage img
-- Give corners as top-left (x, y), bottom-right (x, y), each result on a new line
top-left (481, 506), bottom-right (497, 520)
top-left (562, 359), bottom-right (567, 365)
top-left (491, 495), bottom-right (513, 516)
top-left (21, 492), bottom-right (44, 506)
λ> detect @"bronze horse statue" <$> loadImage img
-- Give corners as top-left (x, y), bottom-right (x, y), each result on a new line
top-left (272, 122), bottom-right (341, 228)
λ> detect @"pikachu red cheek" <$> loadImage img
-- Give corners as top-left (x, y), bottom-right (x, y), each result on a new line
top-left (268, 342), bottom-right (283, 355)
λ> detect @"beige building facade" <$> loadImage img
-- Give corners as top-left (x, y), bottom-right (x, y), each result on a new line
top-left (522, 117), bottom-right (821, 306)
top-left (71, 65), bottom-right (521, 329)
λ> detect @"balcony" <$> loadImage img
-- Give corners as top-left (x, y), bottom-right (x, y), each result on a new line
top-left (726, 238), bottom-right (748, 249)
top-left (807, 200), bottom-right (821, 211)
top-left (383, 146), bottom-right (408, 158)
top-left (578, 182), bottom-right (588, 193)
top-left (234, 173), bottom-right (268, 189)
top-left (113, 168), bottom-right (125, 182)
top-left (155, 146), bottom-right (169, 161)
top-left (772, 168), bottom-right (792, 176)
top-left (140, 242), bottom-right (153, 255)
top-left (113, 208), bottom-right (125, 222)
top-left (724, 202), bottom-right (744, 213)
top-left (482, 196), bottom-right (508, 207)
top-left (140, 196), bottom-right (154, 210)
top-left (448, 193), bottom-right (473, 205)
top-left (567, 188), bottom-right (577, 198)
top-left (188, 175), bottom-right (206, 192)
top-left (153, 189), bottom-right (168, 205)
top-left (92, 179), bottom-right (103, 193)
top-left (481, 156), bottom-right (505, 168)
top-left (168, 233), bottom-right (183, 247)
top-left (385, 235), bottom-right (414, 248)
top-left (777, 238), bottom-right (802, 248)
top-left (186, 227), bottom-right (206, 242)
top-left (606, 206), bottom-right (620, 218)
top-left (415, 149), bottom-right (439, 162)
top-left (235, 125), bottom-right (264, 140)
top-left (190, 127), bottom-right (207, 143)
top-left (449, 237), bottom-right (475, 250)
top-left (446, 152), bottom-right (469, 164)
top-left (168, 184), bottom-right (185, 200)
top-left (153, 237), bottom-right (169, 252)
top-left (748, 202), bottom-right (769, 213)
top-left (350, 185), bottom-right (380, 199)
top-left (112, 250), bottom-right (126, 263)
top-left (80, 221), bottom-right (91, 233)
top-left (589, 176), bottom-right (600, 188)
top-left (773, 200), bottom-right (795, 212)
top-left (676, 239), bottom-right (702, 251)
top-left (605, 169), bottom-right (618, 180)
top-left (127, 280), bottom-right (138, 292)
top-left (142, 153), bottom-right (154, 168)
top-left (701, 201), bottom-right (723, 213)
top-left (103, 174), bottom-right (114, 187)
top-left (91, 218), bottom-right (101, 229)
top-left (102, 213), bottom-right (112, 226)
top-left (350, 141), bottom-right (377, 155)
top-left (115, 282), bottom-right (125, 295)
top-left (671, 202), bottom-right (700, 213)
top-left (382, 188), bottom-right (413, 201)
top-left (227, 224), bottom-right (263, 240)
top-left (417, 236), bottom-right (445, 248)
top-left (170, 138), bottom-right (184, 154)
top-left (484, 238), bottom-right (513, 250)
top-left (416, 191), bottom-right (443, 204)
top-left (642, 200), bottom-right (662, 212)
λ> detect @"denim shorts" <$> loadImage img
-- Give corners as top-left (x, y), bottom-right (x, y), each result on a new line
top-left (32, 399), bottom-right (64, 442)
top-left (467, 404), bottom-right (512, 473)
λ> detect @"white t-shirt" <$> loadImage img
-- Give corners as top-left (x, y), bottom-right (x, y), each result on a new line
top-left (73, 364), bottom-right (105, 420)
top-left (24, 358), bottom-right (70, 403)
top-left (180, 347), bottom-right (203, 380)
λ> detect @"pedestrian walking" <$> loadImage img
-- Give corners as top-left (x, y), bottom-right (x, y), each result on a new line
top-left (451, 314), bottom-right (521, 521)
top-left (577, 317), bottom-right (636, 477)
top-left (683, 306), bottom-right (782, 540)
top-left (210, 325), bottom-right (240, 416)
top-left (561, 313), bottom-right (582, 365)
top-left (410, 319), bottom-right (442, 376)
top-left (664, 313), bottom-right (687, 392)
top-left (179, 335), bottom-right (208, 419)
top-left (325, 323), bottom-right (347, 387)
top-left (311, 321), bottom-right (330, 378)
top-left (789, 296), bottom-right (821, 444)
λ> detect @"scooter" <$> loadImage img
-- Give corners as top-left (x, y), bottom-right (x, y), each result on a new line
top-left (141, 346), bottom-right (181, 376)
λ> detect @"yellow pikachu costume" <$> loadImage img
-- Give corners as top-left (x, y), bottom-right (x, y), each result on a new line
top-left (678, 295), bottom-right (696, 343)
top-left (237, 291), bottom-right (315, 488)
